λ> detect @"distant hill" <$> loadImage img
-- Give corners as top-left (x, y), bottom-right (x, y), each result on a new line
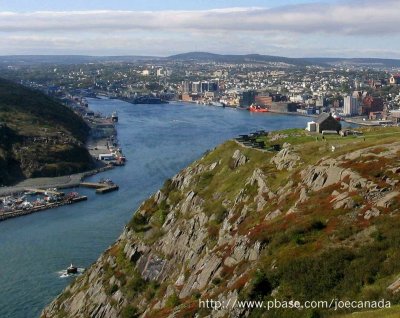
top-left (0, 55), bottom-right (160, 65)
top-left (167, 52), bottom-right (315, 66)
top-left (303, 57), bottom-right (400, 68)
top-left (168, 52), bottom-right (400, 67)
top-left (1, 53), bottom-right (400, 67)
top-left (0, 78), bottom-right (94, 185)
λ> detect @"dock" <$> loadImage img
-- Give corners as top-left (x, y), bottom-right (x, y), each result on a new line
top-left (80, 182), bottom-right (119, 194)
top-left (0, 195), bottom-right (87, 222)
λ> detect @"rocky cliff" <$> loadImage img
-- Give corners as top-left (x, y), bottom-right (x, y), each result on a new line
top-left (42, 127), bottom-right (400, 318)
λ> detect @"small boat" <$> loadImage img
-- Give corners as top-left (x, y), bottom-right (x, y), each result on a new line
top-left (99, 178), bottom-right (115, 185)
top-left (210, 101), bottom-right (224, 107)
top-left (249, 105), bottom-right (269, 113)
top-left (2, 197), bottom-right (15, 206)
top-left (111, 111), bottom-right (118, 122)
top-left (67, 264), bottom-right (78, 274)
top-left (332, 112), bottom-right (341, 121)
top-left (24, 190), bottom-right (37, 196)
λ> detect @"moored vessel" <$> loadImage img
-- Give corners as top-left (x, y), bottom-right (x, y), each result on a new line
top-left (66, 264), bottom-right (78, 274)
top-left (249, 104), bottom-right (269, 113)
top-left (332, 112), bottom-right (341, 121)
top-left (111, 111), bottom-right (118, 122)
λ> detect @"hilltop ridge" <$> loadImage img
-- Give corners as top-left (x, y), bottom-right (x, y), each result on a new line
top-left (42, 127), bottom-right (400, 318)
top-left (1, 53), bottom-right (400, 67)
top-left (0, 78), bottom-right (94, 185)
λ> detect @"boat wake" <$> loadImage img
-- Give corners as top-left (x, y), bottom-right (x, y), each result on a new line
top-left (58, 268), bottom-right (85, 278)
top-left (171, 119), bottom-right (193, 124)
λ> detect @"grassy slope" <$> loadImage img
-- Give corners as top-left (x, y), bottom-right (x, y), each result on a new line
top-left (135, 127), bottom-right (400, 317)
top-left (45, 126), bottom-right (400, 318)
top-left (0, 78), bottom-right (93, 184)
top-left (334, 305), bottom-right (400, 318)
top-left (0, 78), bottom-right (89, 140)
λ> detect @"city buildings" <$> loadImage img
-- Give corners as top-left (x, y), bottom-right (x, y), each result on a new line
top-left (361, 96), bottom-right (384, 115)
top-left (241, 91), bottom-right (257, 107)
top-left (343, 96), bottom-right (359, 116)
top-left (2, 55), bottom-right (399, 122)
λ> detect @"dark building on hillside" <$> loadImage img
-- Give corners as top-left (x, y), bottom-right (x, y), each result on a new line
top-left (271, 93), bottom-right (288, 102)
top-left (201, 81), bottom-right (219, 92)
top-left (315, 113), bottom-right (342, 133)
top-left (241, 90), bottom-right (257, 107)
top-left (270, 102), bottom-right (299, 113)
top-left (361, 96), bottom-right (384, 115)
top-left (255, 94), bottom-right (273, 107)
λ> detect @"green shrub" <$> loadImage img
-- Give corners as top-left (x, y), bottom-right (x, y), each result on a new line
top-left (212, 277), bottom-right (222, 285)
top-left (161, 178), bottom-right (175, 195)
top-left (165, 292), bottom-right (181, 308)
top-left (278, 249), bottom-right (355, 300)
top-left (121, 305), bottom-right (139, 318)
top-left (126, 272), bottom-right (146, 294)
top-left (106, 284), bottom-right (119, 295)
top-left (247, 270), bottom-right (272, 300)
top-left (168, 190), bottom-right (183, 206)
top-left (127, 213), bottom-right (150, 232)
top-left (311, 220), bottom-right (326, 231)
top-left (152, 206), bottom-right (168, 227)
top-left (196, 172), bottom-right (214, 190)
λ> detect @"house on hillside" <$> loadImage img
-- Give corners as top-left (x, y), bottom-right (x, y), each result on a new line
top-left (389, 75), bottom-right (400, 85)
top-left (315, 113), bottom-right (341, 133)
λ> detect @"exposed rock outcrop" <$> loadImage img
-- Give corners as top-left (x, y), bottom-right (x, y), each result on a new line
top-left (231, 150), bottom-right (248, 169)
top-left (270, 143), bottom-right (301, 171)
top-left (42, 134), bottom-right (400, 318)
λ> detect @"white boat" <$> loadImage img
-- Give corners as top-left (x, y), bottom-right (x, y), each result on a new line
top-left (2, 196), bottom-right (15, 206)
top-left (21, 201), bottom-right (33, 210)
top-left (111, 111), bottom-right (118, 122)
top-left (210, 101), bottom-right (224, 107)
top-left (332, 112), bottom-right (341, 121)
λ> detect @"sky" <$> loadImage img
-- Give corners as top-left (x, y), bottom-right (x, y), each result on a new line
top-left (0, 0), bottom-right (398, 58)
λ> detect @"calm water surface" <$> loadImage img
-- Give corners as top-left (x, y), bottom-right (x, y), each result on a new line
top-left (0, 100), bottom-right (310, 317)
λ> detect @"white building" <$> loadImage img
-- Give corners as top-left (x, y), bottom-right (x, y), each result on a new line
top-left (306, 121), bottom-right (317, 132)
top-left (343, 96), bottom-right (359, 116)
top-left (156, 68), bottom-right (164, 77)
top-left (191, 82), bottom-right (201, 93)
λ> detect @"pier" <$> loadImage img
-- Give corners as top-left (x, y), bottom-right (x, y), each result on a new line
top-left (80, 181), bottom-right (119, 194)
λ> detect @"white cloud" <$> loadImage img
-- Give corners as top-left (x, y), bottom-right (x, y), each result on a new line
top-left (0, 0), bottom-right (398, 57)
top-left (0, 1), bottom-right (398, 35)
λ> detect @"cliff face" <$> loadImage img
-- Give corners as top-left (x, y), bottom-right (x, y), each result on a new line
top-left (42, 128), bottom-right (400, 318)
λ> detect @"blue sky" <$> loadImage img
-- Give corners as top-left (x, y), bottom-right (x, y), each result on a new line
top-left (0, 0), bottom-right (398, 58)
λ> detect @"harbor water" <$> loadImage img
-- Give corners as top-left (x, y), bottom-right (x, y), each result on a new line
top-left (0, 99), bottom-right (311, 318)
